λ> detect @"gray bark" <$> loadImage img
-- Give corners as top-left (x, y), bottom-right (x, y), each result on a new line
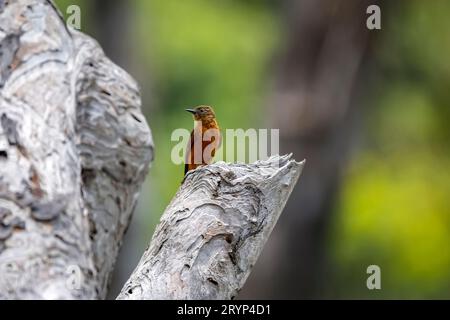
top-left (0, 0), bottom-right (154, 299)
top-left (118, 155), bottom-right (304, 300)
top-left (88, 0), bottom-right (146, 299)
top-left (0, 0), bottom-right (303, 300)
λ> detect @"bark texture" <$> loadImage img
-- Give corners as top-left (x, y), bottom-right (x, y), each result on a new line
top-left (0, 0), bottom-right (154, 299)
top-left (0, 0), bottom-right (302, 301)
top-left (118, 155), bottom-right (304, 300)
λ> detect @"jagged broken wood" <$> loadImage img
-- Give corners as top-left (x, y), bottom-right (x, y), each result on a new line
top-left (0, 0), bottom-right (154, 299)
top-left (0, 0), bottom-right (303, 301)
top-left (118, 155), bottom-right (304, 300)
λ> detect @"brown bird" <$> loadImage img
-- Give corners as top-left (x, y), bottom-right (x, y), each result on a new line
top-left (184, 106), bottom-right (221, 175)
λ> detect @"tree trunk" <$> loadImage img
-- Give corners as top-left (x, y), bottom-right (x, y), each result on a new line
top-left (117, 155), bottom-right (304, 300)
top-left (0, 0), bottom-right (303, 300)
top-left (240, 0), bottom-right (377, 299)
top-left (88, 0), bottom-right (146, 299)
top-left (0, 0), bottom-right (154, 299)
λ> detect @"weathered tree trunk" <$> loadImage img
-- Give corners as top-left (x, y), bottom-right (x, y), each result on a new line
top-left (117, 155), bottom-right (304, 300)
top-left (0, 0), bottom-right (303, 300)
top-left (88, 0), bottom-right (147, 299)
top-left (0, 0), bottom-right (154, 299)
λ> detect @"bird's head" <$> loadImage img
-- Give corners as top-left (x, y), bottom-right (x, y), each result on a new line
top-left (186, 105), bottom-right (216, 122)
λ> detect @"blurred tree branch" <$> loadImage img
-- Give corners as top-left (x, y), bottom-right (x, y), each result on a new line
top-left (241, 0), bottom-right (379, 298)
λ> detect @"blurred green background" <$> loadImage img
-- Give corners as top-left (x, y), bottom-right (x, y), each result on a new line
top-left (55, 0), bottom-right (450, 299)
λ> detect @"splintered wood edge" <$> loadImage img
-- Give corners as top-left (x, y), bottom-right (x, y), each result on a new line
top-left (118, 154), bottom-right (304, 300)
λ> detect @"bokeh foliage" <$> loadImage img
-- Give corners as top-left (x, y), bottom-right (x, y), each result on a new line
top-left (54, 0), bottom-right (450, 298)
top-left (329, 1), bottom-right (450, 298)
top-left (134, 0), bottom-right (280, 224)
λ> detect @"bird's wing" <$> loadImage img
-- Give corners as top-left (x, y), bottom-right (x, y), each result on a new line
top-left (210, 135), bottom-right (217, 157)
top-left (184, 129), bottom-right (195, 175)
top-left (214, 130), bottom-right (222, 156)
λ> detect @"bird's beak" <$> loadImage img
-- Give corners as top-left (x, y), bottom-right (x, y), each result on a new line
top-left (185, 109), bottom-right (196, 115)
